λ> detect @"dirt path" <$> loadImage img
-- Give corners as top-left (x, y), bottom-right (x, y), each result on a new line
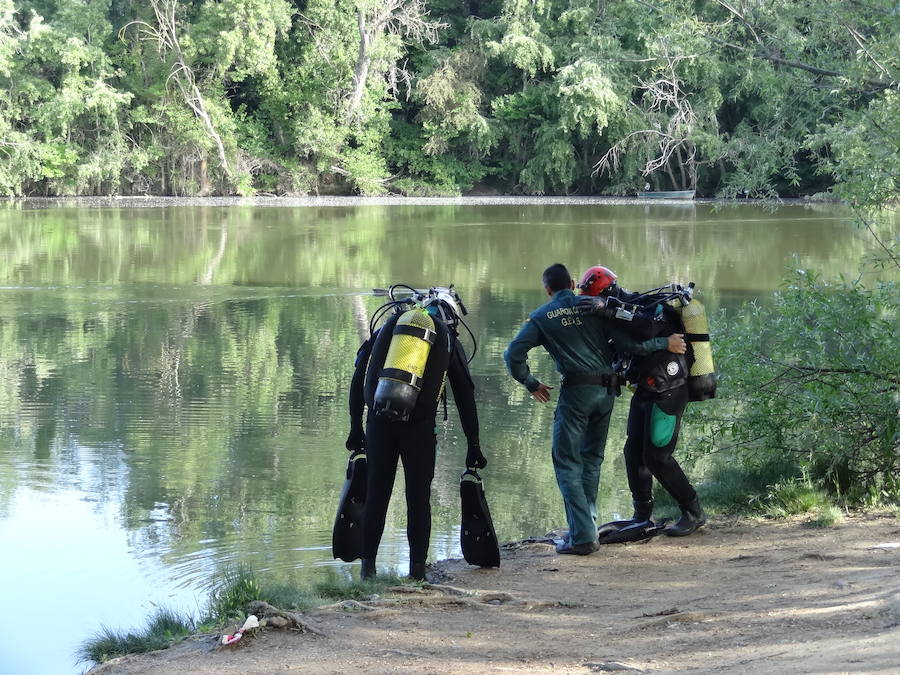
top-left (94, 515), bottom-right (900, 674)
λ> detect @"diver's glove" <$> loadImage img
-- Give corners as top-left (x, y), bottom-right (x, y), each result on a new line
top-left (465, 443), bottom-right (488, 469)
top-left (576, 295), bottom-right (607, 315)
top-left (345, 427), bottom-right (365, 453)
top-left (577, 295), bottom-right (624, 316)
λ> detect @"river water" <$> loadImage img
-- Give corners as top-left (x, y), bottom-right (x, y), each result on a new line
top-left (0, 198), bottom-right (880, 673)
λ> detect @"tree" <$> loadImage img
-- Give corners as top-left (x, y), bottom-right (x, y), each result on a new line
top-left (123, 0), bottom-right (232, 181)
top-left (0, 0), bottom-right (896, 198)
top-left (347, 0), bottom-right (443, 123)
top-left (594, 45), bottom-right (720, 192)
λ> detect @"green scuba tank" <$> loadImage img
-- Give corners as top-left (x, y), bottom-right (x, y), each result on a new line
top-left (374, 309), bottom-right (437, 421)
top-left (677, 299), bottom-right (716, 401)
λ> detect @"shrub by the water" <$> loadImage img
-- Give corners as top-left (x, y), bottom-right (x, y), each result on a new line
top-left (690, 271), bottom-right (898, 505)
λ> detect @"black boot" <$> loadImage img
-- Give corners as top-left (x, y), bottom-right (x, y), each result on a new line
top-left (664, 498), bottom-right (707, 537)
top-left (408, 561), bottom-right (426, 581)
top-left (360, 558), bottom-right (376, 580)
top-left (631, 499), bottom-right (653, 523)
top-left (555, 539), bottom-right (600, 555)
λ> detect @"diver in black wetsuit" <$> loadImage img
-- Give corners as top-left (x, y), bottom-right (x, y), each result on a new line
top-left (577, 267), bottom-right (707, 538)
top-left (346, 288), bottom-right (485, 580)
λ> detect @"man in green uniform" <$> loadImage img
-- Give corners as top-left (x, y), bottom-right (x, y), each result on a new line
top-left (504, 264), bottom-right (685, 555)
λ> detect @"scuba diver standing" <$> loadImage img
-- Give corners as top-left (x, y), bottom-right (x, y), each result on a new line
top-left (345, 285), bottom-right (485, 580)
top-left (577, 266), bottom-right (715, 539)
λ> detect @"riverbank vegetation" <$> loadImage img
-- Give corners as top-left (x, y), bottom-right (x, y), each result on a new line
top-left (79, 567), bottom-right (406, 664)
top-left (682, 269), bottom-right (899, 516)
top-left (1, 0), bottom-right (897, 198)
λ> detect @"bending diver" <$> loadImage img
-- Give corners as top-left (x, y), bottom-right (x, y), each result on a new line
top-left (345, 285), bottom-right (486, 580)
top-left (577, 266), bottom-right (716, 541)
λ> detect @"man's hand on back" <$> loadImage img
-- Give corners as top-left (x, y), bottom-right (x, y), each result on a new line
top-left (531, 382), bottom-right (554, 403)
top-left (667, 333), bottom-right (687, 354)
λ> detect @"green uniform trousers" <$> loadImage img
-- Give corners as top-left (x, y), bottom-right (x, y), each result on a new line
top-left (552, 383), bottom-right (614, 545)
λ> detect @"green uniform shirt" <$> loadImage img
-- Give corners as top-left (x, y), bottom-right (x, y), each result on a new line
top-left (504, 289), bottom-right (669, 392)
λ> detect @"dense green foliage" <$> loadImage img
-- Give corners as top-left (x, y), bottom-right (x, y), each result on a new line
top-left (692, 271), bottom-right (899, 504)
top-left (1, 0), bottom-right (896, 197)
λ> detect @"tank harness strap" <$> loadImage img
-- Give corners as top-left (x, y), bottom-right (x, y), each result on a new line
top-left (380, 367), bottom-right (424, 389)
top-left (560, 373), bottom-right (621, 396)
top-left (393, 324), bottom-right (437, 344)
top-left (684, 332), bottom-right (710, 342)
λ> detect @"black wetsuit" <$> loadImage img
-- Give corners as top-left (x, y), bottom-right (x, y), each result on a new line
top-left (615, 294), bottom-right (698, 509)
top-left (348, 315), bottom-right (479, 565)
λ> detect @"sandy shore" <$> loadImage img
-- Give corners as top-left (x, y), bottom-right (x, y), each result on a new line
top-left (93, 514), bottom-right (900, 674)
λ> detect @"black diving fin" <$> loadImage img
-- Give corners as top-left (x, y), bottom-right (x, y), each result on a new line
top-left (460, 468), bottom-right (500, 567)
top-left (332, 450), bottom-right (367, 562)
top-left (597, 518), bottom-right (665, 545)
top-left (597, 519), bottom-right (636, 540)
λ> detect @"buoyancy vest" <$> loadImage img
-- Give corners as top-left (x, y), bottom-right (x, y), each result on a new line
top-left (612, 297), bottom-right (691, 394)
top-left (632, 305), bottom-right (692, 393)
top-left (612, 288), bottom-right (716, 399)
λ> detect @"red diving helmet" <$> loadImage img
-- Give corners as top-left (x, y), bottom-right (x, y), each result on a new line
top-left (577, 266), bottom-right (618, 296)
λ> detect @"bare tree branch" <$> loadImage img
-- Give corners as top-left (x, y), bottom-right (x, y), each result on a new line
top-left (347, 0), bottom-right (445, 122)
top-left (593, 46), bottom-right (703, 188)
top-left (121, 0), bottom-right (231, 180)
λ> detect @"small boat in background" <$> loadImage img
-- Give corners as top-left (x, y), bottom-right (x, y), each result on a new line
top-left (636, 189), bottom-right (696, 200)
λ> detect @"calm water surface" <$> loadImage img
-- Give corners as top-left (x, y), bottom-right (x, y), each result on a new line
top-left (0, 199), bottom-right (879, 673)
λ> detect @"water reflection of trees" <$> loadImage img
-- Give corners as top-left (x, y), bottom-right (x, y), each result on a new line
top-left (0, 202), bottom-right (873, 292)
top-left (0, 203), bottom-right (879, 576)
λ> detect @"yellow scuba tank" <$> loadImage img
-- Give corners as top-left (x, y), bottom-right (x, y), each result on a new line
top-left (677, 298), bottom-right (716, 401)
top-left (374, 309), bottom-right (437, 421)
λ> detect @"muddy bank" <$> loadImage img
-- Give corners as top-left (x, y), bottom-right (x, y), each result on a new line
top-left (93, 515), bottom-right (900, 674)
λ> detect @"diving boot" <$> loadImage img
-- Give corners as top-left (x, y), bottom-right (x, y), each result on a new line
top-left (360, 557), bottom-right (376, 580)
top-left (664, 498), bottom-right (707, 537)
top-left (631, 499), bottom-right (654, 523)
top-left (408, 561), bottom-right (426, 581)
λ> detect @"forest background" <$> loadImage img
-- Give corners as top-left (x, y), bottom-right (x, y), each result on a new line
top-left (0, 0), bottom-right (897, 200)
top-left (1, 0), bottom-right (897, 508)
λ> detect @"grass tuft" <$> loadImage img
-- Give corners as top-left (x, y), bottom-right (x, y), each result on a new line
top-left (79, 567), bottom-right (418, 665)
top-left (203, 565), bottom-right (262, 624)
top-left (77, 608), bottom-right (194, 664)
top-left (762, 476), bottom-right (831, 518)
top-left (313, 570), bottom-right (406, 600)
top-left (260, 584), bottom-right (325, 612)
top-left (659, 457), bottom-right (799, 518)
top-left (807, 505), bottom-right (845, 528)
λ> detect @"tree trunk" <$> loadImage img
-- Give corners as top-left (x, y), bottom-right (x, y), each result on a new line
top-left (676, 145), bottom-right (688, 190)
top-left (348, 12), bottom-right (372, 123)
top-left (685, 140), bottom-right (697, 190)
top-left (665, 159), bottom-right (678, 191)
top-left (199, 157), bottom-right (210, 196)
